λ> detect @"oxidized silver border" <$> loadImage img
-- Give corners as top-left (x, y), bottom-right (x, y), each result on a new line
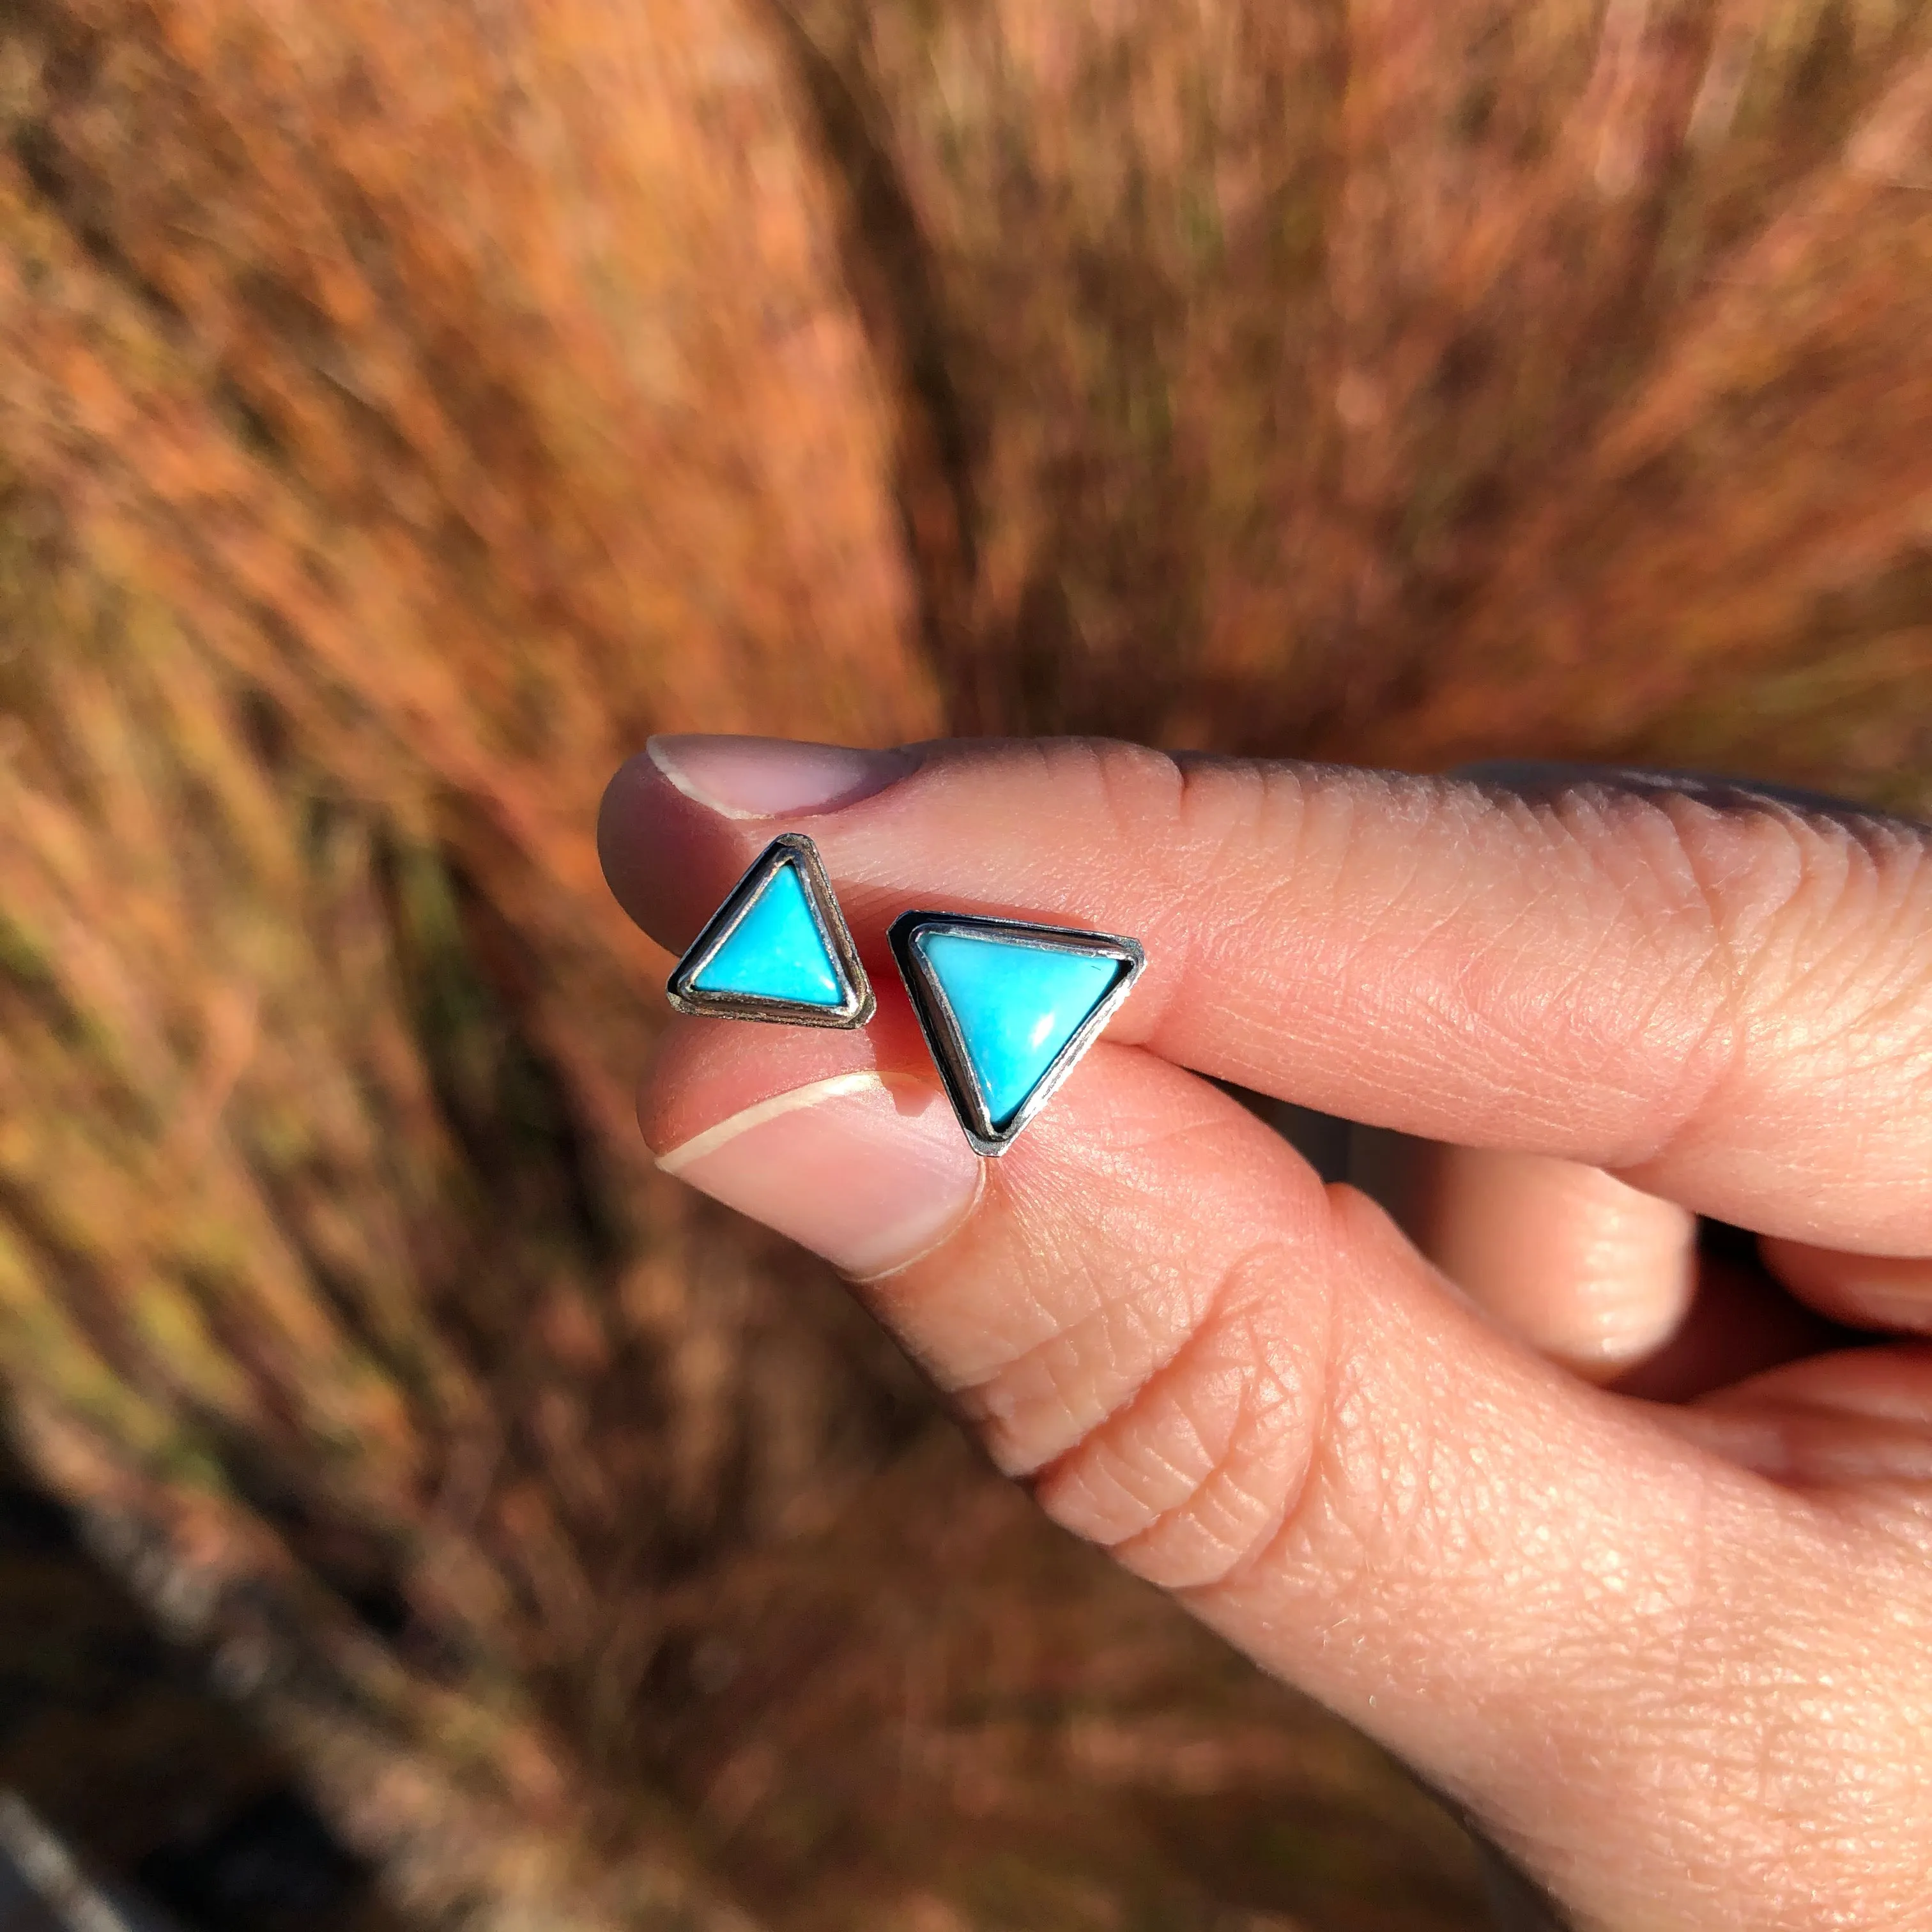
top-left (666, 833), bottom-right (874, 1028)
top-left (889, 912), bottom-right (1146, 1156)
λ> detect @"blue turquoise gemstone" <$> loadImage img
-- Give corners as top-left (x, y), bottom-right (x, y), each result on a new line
top-left (692, 859), bottom-right (845, 1006)
top-left (916, 931), bottom-right (1127, 1127)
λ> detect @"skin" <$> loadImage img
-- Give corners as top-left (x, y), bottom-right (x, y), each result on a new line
top-left (599, 737), bottom-right (1932, 1932)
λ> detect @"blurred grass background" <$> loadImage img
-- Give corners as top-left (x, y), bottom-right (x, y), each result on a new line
top-left (1, 0), bottom-right (1929, 1925)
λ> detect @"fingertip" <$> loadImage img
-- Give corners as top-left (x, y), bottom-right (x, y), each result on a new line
top-left (1759, 1235), bottom-right (1932, 1335)
top-left (1367, 1140), bottom-right (1699, 1377)
top-left (595, 749), bottom-right (656, 910)
top-left (597, 749), bottom-right (760, 951)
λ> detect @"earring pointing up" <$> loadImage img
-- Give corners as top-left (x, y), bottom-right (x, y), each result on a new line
top-left (891, 912), bottom-right (1145, 1155)
top-left (667, 834), bottom-right (873, 1028)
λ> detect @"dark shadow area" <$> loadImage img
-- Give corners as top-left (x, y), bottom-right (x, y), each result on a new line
top-left (0, 1453), bottom-right (400, 1932)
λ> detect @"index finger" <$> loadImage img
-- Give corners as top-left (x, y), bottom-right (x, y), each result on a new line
top-left (599, 735), bottom-right (1932, 1250)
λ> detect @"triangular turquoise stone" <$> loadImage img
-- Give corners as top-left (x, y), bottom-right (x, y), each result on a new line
top-left (916, 931), bottom-right (1126, 1128)
top-left (693, 859), bottom-right (845, 1006)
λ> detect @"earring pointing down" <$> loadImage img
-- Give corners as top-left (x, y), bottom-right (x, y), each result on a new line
top-left (890, 912), bottom-right (1145, 1156)
top-left (667, 834), bottom-right (873, 1027)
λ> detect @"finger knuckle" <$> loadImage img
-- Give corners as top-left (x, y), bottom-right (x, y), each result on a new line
top-left (1567, 790), bottom-right (1932, 1174)
top-left (1027, 1237), bottom-right (1335, 1593)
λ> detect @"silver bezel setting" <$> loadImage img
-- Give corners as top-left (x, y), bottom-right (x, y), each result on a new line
top-left (889, 912), bottom-right (1146, 1156)
top-left (666, 833), bottom-right (874, 1028)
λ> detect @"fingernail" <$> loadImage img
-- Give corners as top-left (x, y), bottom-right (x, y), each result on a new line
top-left (655, 1072), bottom-right (982, 1279)
top-left (647, 734), bottom-right (917, 820)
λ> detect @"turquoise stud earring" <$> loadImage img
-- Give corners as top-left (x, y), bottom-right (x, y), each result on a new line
top-left (889, 912), bottom-right (1145, 1155)
top-left (668, 834), bottom-right (873, 1028)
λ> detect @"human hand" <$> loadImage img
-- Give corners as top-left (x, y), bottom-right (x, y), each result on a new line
top-left (599, 736), bottom-right (1932, 1932)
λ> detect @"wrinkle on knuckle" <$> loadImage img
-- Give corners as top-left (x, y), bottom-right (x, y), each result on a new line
top-left (1568, 794), bottom-right (1848, 1169)
top-left (1029, 1224), bottom-right (1336, 1593)
top-left (953, 1111), bottom-right (1328, 1484)
top-left (1710, 787), bottom-right (1924, 926)
top-left (1078, 737), bottom-right (1192, 857)
top-left (958, 1260), bottom-right (1190, 1455)
top-left (1135, 756), bottom-right (1309, 1027)
top-left (1177, 770), bottom-right (1395, 1033)
top-left (1774, 832), bottom-right (1932, 1084)
top-left (1547, 795), bottom-right (1749, 1160)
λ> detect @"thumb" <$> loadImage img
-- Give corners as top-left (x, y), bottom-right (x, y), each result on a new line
top-left (636, 1013), bottom-right (1907, 1932)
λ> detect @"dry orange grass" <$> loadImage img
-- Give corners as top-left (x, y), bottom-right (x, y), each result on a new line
top-left (1, 0), bottom-right (1929, 1926)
